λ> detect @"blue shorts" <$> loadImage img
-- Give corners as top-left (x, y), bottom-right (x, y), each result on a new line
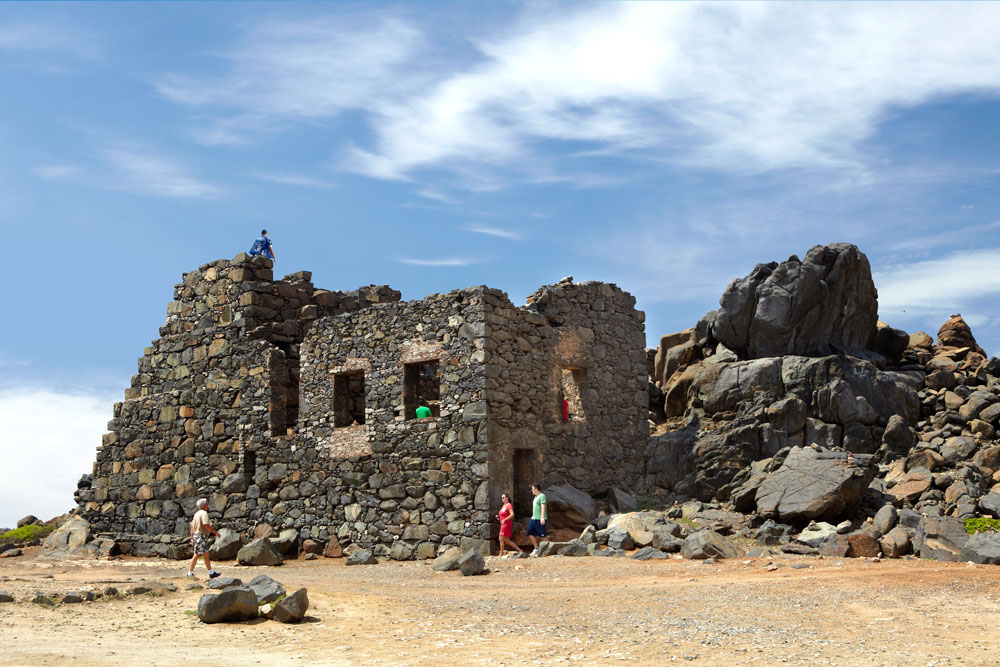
top-left (526, 519), bottom-right (547, 537)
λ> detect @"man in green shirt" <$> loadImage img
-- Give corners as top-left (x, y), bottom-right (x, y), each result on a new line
top-left (415, 405), bottom-right (432, 419)
top-left (526, 484), bottom-right (547, 556)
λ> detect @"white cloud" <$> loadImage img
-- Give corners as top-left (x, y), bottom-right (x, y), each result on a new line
top-left (35, 164), bottom-right (82, 181)
top-left (157, 16), bottom-right (425, 119)
top-left (398, 257), bottom-right (482, 267)
top-left (161, 4), bottom-right (1000, 188)
top-left (0, 19), bottom-right (102, 59)
top-left (461, 225), bottom-right (524, 241)
top-left (250, 171), bottom-right (338, 190)
top-left (875, 248), bottom-right (1000, 313)
top-left (102, 147), bottom-right (223, 199)
top-left (0, 388), bottom-right (114, 529)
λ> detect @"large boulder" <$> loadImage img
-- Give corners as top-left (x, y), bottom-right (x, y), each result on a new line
top-left (209, 528), bottom-right (245, 561)
top-left (432, 547), bottom-right (463, 572)
top-left (346, 549), bottom-right (377, 566)
top-left (755, 447), bottom-right (875, 523)
top-left (958, 532), bottom-right (1000, 565)
top-left (236, 538), bottom-right (283, 567)
top-left (197, 587), bottom-right (259, 624)
top-left (39, 516), bottom-right (91, 558)
top-left (936, 315), bottom-right (986, 356)
top-left (680, 529), bottom-right (740, 560)
top-left (543, 485), bottom-right (596, 530)
top-left (246, 574), bottom-right (285, 604)
top-left (695, 244), bottom-right (878, 360)
top-left (457, 549), bottom-right (485, 576)
top-left (271, 529), bottom-right (299, 556)
top-left (914, 516), bottom-right (970, 562)
top-left (270, 587), bottom-right (309, 623)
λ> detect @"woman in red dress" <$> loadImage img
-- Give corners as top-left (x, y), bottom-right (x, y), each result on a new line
top-left (497, 492), bottom-right (523, 556)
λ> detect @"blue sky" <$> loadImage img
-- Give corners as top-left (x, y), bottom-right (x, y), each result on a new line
top-left (2, 2), bottom-right (1000, 527)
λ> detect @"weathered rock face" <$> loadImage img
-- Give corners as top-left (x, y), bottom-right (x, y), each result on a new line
top-left (680, 529), bottom-right (740, 560)
top-left (937, 315), bottom-right (986, 356)
top-left (755, 447), bottom-right (875, 523)
top-left (914, 517), bottom-right (970, 562)
top-left (959, 532), bottom-right (1000, 565)
top-left (696, 244), bottom-right (878, 360)
top-left (39, 517), bottom-right (91, 559)
top-left (543, 485), bottom-right (597, 531)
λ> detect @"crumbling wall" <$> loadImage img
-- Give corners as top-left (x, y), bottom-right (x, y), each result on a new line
top-left (74, 253), bottom-right (399, 551)
top-left (484, 279), bottom-right (649, 522)
top-left (264, 287), bottom-right (494, 559)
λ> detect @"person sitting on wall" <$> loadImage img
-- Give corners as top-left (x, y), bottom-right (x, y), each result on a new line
top-left (415, 404), bottom-right (433, 419)
top-left (248, 229), bottom-right (276, 261)
top-left (496, 492), bottom-right (523, 557)
top-left (187, 498), bottom-right (222, 579)
top-left (527, 483), bottom-right (547, 557)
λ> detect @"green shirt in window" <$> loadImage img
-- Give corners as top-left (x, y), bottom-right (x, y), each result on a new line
top-left (415, 406), bottom-right (432, 419)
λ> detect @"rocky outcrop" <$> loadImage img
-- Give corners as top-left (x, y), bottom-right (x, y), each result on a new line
top-left (695, 244), bottom-right (878, 360)
top-left (754, 447), bottom-right (875, 523)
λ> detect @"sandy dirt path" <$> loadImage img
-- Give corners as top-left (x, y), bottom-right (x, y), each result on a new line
top-left (2, 548), bottom-right (1000, 666)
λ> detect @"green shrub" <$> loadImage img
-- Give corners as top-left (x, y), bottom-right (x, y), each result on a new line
top-left (963, 518), bottom-right (1000, 535)
top-left (1, 524), bottom-right (55, 543)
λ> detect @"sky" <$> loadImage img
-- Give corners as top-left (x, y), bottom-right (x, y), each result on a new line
top-left (1, 2), bottom-right (1000, 528)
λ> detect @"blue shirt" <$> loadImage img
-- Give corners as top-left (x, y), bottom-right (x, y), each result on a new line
top-left (249, 235), bottom-right (273, 259)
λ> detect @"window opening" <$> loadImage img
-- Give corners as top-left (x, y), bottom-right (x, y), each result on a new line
top-left (560, 366), bottom-right (586, 423)
top-left (513, 449), bottom-right (536, 519)
top-left (333, 370), bottom-right (366, 427)
top-left (404, 360), bottom-right (441, 420)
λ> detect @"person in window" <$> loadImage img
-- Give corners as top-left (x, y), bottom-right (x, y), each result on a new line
top-left (496, 492), bottom-right (523, 557)
top-left (415, 405), bottom-right (433, 419)
top-left (249, 229), bottom-right (276, 261)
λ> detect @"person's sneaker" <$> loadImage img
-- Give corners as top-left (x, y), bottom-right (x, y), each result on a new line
top-left (186, 572), bottom-right (195, 578)
top-left (529, 549), bottom-right (539, 557)
top-left (209, 571), bottom-right (221, 579)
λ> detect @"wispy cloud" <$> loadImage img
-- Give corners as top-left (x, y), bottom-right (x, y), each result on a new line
top-left (103, 148), bottom-right (223, 199)
top-left (398, 257), bottom-right (482, 267)
top-left (35, 165), bottom-right (82, 181)
top-left (35, 145), bottom-right (223, 199)
top-left (160, 4), bottom-right (1000, 189)
top-left (250, 171), bottom-right (338, 190)
top-left (0, 19), bottom-right (102, 60)
top-left (157, 16), bottom-right (425, 119)
top-left (875, 248), bottom-right (1000, 314)
top-left (461, 224), bottom-right (524, 241)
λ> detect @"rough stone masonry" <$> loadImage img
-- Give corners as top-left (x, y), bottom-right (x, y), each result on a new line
top-left (75, 255), bottom-right (648, 559)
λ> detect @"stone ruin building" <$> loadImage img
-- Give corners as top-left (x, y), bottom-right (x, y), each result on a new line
top-left (75, 253), bottom-right (649, 558)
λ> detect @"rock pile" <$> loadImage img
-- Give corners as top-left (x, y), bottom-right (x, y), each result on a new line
top-left (642, 243), bottom-right (1000, 562)
top-left (197, 573), bottom-right (309, 624)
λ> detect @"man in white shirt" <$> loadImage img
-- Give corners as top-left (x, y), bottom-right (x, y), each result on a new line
top-left (187, 498), bottom-right (222, 579)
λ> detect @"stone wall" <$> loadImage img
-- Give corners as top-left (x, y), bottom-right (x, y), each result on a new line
top-left (75, 258), bottom-right (648, 559)
top-left (75, 254), bottom-right (400, 549)
top-left (485, 279), bottom-right (649, 519)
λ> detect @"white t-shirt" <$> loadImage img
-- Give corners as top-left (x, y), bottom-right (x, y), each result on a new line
top-left (191, 509), bottom-right (211, 535)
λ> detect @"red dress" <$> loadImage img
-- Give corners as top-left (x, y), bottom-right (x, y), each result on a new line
top-left (498, 503), bottom-right (514, 537)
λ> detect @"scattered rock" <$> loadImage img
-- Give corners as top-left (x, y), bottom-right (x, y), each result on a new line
top-left (17, 515), bottom-right (40, 528)
top-left (458, 549), bottom-right (485, 576)
top-left (270, 587), bottom-right (309, 623)
top-left (209, 528), bottom-right (244, 561)
top-left (197, 587), bottom-right (259, 624)
top-left (39, 517), bottom-right (91, 559)
top-left (959, 532), bottom-right (1000, 565)
top-left (432, 547), bottom-right (462, 572)
top-left (208, 577), bottom-right (243, 590)
top-left (346, 549), bottom-right (377, 566)
top-left (915, 516), bottom-right (970, 562)
top-left (630, 546), bottom-right (668, 560)
top-left (543, 484), bottom-right (597, 530)
top-left (0, 592), bottom-right (13, 603)
top-left (236, 538), bottom-right (283, 567)
top-left (247, 574), bottom-right (285, 604)
top-left (681, 530), bottom-right (740, 560)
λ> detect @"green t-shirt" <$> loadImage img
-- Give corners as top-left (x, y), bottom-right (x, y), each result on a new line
top-left (415, 406), bottom-right (432, 419)
top-left (532, 493), bottom-right (546, 520)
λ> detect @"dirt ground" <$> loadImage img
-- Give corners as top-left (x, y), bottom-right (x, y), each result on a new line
top-left (2, 546), bottom-right (1000, 667)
